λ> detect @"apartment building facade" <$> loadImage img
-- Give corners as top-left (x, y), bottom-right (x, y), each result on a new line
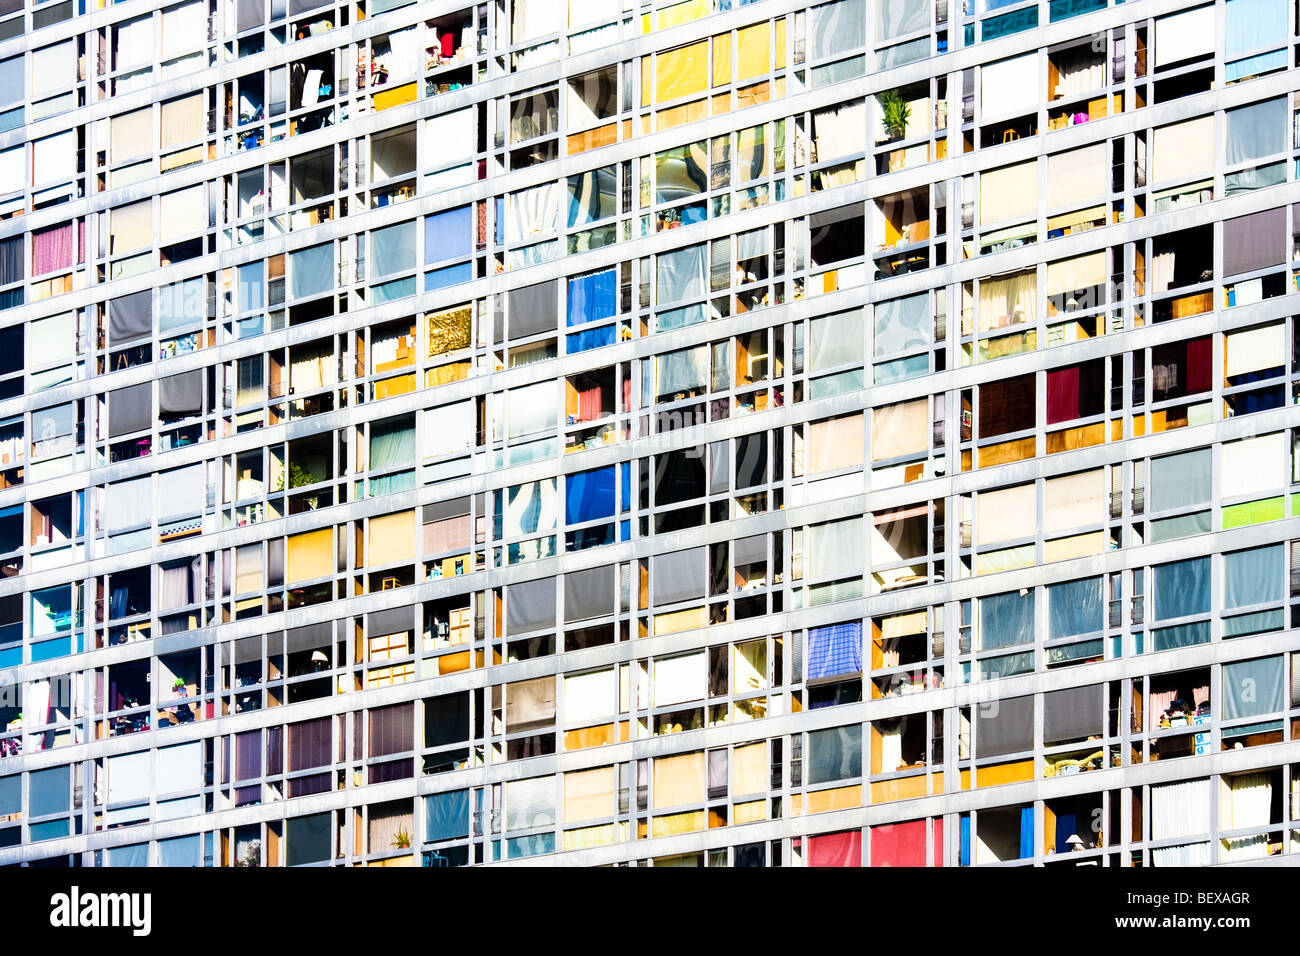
top-left (0, 0), bottom-right (1296, 866)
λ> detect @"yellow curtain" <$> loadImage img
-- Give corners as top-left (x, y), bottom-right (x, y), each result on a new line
top-left (563, 766), bottom-right (615, 823)
top-left (652, 750), bottom-right (705, 809)
top-left (368, 510), bottom-right (415, 565)
top-left (286, 528), bottom-right (333, 584)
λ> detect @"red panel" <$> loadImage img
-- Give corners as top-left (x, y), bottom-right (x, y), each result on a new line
top-left (1186, 336), bottom-right (1212, 394)
top-left (870, 819), bottom-right (926, 867)
top-left (807, 829), bottom-right (862, 867)
top-left (1045, 365), bottom-right (1080, 425)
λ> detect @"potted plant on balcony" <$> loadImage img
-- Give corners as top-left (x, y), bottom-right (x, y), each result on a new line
top-left (879, 90), bottom-right (911, 143)
top-left (391, 827), bottom-right (412, 850)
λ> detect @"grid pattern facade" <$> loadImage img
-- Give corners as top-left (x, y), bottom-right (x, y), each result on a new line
top-left (0, 0), bottom-right (1299, 868)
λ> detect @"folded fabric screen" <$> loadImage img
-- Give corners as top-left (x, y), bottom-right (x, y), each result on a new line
top-left (975, 694), bottom-right (1033, 757)
top-left (159, 370), bottom-right (203, 417)
top-left (566, 465), bottom-right (615, 524)
top-left (1043, 685), bottom-right (1103, 744)
top-left (506, 577), bottom-right (555, 635)
top-left (567, 268), bottom-right (616, 326)
top-left (808, 0), bottom-right (866, 60)
top-left (1222, 207), bottom-right (1285, 277)
top-left (1223, 545), bottom-right (1283, 608)
top-left (108, 383), bottom-right (152, 437)
top-left (425, 206), bottom-right (472, 265)
top-left (564, 565), bottom-right (614, 622)
top-left (807, 621), bottom-right (863, 679)
top-left (508, 280), bottom-right (557, 339)
top-left (807, 724), bottom-right (862, 783)
top-left (425, 790), bottom-right (470, 842)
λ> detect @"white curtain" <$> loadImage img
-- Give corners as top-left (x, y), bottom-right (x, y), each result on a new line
top-left (506, 182), bottom-right (561, 245)
top-left (813, 102), bottom-right (867, 167)
top-left (1055, 47), bottom-right (1104, 98)
top-left (1222, 773), bottom-right (1271, 860)
top-left (806, 517), bottom-right (863, 580)
top-left (1150, 251), bottom-right (1175, 293)
top-left (978, 271), bottom-right (1036, 331)
top-left (1151, 778), bottom-right (1210, 844)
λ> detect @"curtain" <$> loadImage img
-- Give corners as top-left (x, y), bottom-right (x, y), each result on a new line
top-left (567, 269), bottom-right (616, 326)
top-left (506, 777), bottom-right (556, 831)
top-left (371, 220), bottom-right (416, 279)
top-left (981, 52), bottom-right (1039, 118)
top-left (290, 243), bottom-right (333, 299)
top-left (657, 346), bottom-right (708, 396)
top-left (1153, 6), bottom-right (1214, 67)
top-left (1222, 773), bottom-right (1272, 860)
top-left (1019, 806), bottom-right (1034, 859)
top-left (32, 223), bottom-right (75, 275)
top-left (808, 0), bottom-right (866, 60)
top-left (873, 295), bottom-right (928, 357)
top-left (506, 181), bottom-right (560, 245)
top-left (1224, 545), bottom-right (1283, 609)
top-left (370, 416), bottom-right (416, 470)
top-left (1225, 98), bottom-right (1287, 165)
top-left (813, 102), bottom-right (867, 175)
top-left (1225, 0), bottom-right (1286, 58)
top-left (807, 621), bottom-right (863, 678)
top-left (564, 566), bottom-right (613, 623)
top-left (807, 725), bottom-right (861, 783)
top-left (567, 166), bottom-right (617, 228)
top-left (566, 466), bottom-right (616, 524)
top-left (980, 590), bottom-right (1034, 650)
top-left (289, 343), bottom-right (331, 392)
top-left (1055, 46), bottom-right (1104, 98)
top-left (1047, 577), bottom-right (1102, 639)
top-left (809, 310), bottom-right (864, 370)
top-left (656, 244), bottom-right (706, 306)
top-left (978, 271), bottom-right (1036, 331)
top-left (1149, 448), bottom-right (1210, 512)
top-left (1221, 433), bottom-right (1287, 499)
top-left (1153, 557), bottom-right (1209, 621)
top-left (806, 517), bottom-right (863, 581)
top-left (1151, 117), bottom-right (1213, 184)
top-left (1223, 207), bottom-right (1285, 277)
top-left (159, 560), bottom-right (199, 610)
top-left (1151, 778), bottom-right (1210, 842)
top-left (425, 790), bottom-right (469, 842)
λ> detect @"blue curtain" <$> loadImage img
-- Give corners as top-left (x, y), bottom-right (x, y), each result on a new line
top-left (807, 622), bottom-right (863, 679)
top-left (1224, 545), bottom-right (1283, 609)
top-left (425, 262), bottom-right (473, 292)
top-left (1153, 557), bottom-right (1210, 621)
top-left (289, 243), bottom-right (333, 300)
top-left (425, 206), bottom-right (472, 265)
top-left (1055, 812), bottom-right (1077, 854)
top-left (979, 590), bottom-right (1035, 650)
top-left (567, 269), bottom-right (617, 327)
top-left (960, 815), bottom-right (971, 866)
top-left (1225, 0), bottom-right (1286, 57)
top-left (567, 325), bottom-right (617, 354)
top-left (371, 220), bottom-right (416, 278)
top-left (1047, 577), bottom-right (1102, 639)
top-left (1019, 806), bottom-right (1034, 859)
top-left (566, 466), bottom-right (616, 524)
top-left (370, 417), bottom-right (416, 470)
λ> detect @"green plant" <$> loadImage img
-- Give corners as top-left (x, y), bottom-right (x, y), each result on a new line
top-left (275, 461), bottom-right (318, 492)
top-left (879, 90), bottom-right (911, 141)
top-left (391, 827), bottom-right (412, 849)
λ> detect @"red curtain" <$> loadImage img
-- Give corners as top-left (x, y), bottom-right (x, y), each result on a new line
top-left (578, 386), bottom-right (602, 422)
top-left (806, 829), bottom-right (862, 867)
top-left (1045, 366), bottom-right (1079, 425)
top-left (1186, 336), bottom-right (1211, 394)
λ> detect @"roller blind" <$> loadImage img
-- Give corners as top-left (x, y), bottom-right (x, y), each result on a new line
top-left (980, 161), bottom-right (1037, 226)
top-left (159, 185), bottom-right (206, 243)
top-left (1043, 685), bottom-right (1103, 745)
top-left (286, 528), bottom-right (333, 584)
top-left (111, 108), bottom-right (153, 164)
top-left (1152, 117), bottom-right (1213, 184)
top-left (506, 676), bottom-right (556, 731)
top-left (1046, 252), bottom-right (1106, 297)
top-left (564, 766), bottom-right (614, 823)
top-left (32, 130), bottom-right (77, 188)
top-left (161, 0), bottom-right (207, 59)
top-left (505, 776), bottom-right (555, 830)
top-left (809, 414), bottom-right (864, 474)
top-left (564, 669), bottom-right (615, 724)
top-left (1044, 469), bottom-right (1105, 533)
top-left (653, 652), bottom-right (706, 707)
top-left (1045, 143), bottom-right (1108, 210)
top-left (369, 510), bottom-right (414, 564)
top-left (32, 41), bottom-right (77, 100)
top-left (506, 576), bottom-right (555, 633)
top-left (1222, 207), bottom-right (1285, 277)
top-left (981, 53), bottom-right (1040, 119)
top-left (652, 750), bottom-right (705, 808)
top-left (872, 399), bottom-right (928, 460)
top-left (806, 516), bottom-right (863, 580)
top-left (976, 483), bottom-right (1035, 545)
top-left (1225, 324), bottom-right (1285, 378)
top-left (160, 93), bottom-right (205, 149)
top-left (110, 200), bottom-right (153, 254)
top-left (1221, 433), bottom-right (1286, 499)
top-left (1153, 6), bottom-right (1214, 67)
